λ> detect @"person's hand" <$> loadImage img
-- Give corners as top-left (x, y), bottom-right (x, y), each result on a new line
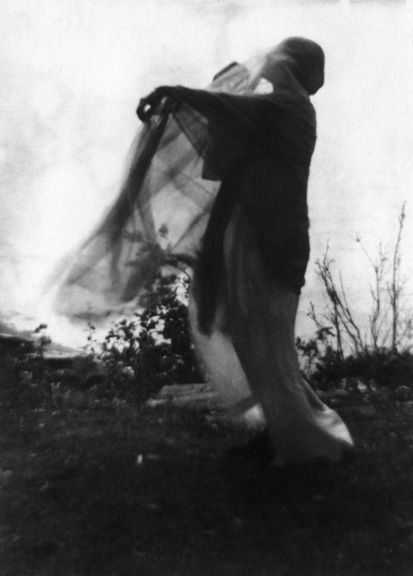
top-left (137, 88), bottom-right (164, 121)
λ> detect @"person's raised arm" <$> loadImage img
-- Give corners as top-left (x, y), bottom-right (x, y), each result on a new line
top-left (137, 84), bottom-right (315, 160)
top-left (137, 86), bottom-right (274, 143)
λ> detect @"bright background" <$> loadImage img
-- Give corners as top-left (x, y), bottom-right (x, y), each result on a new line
top-left (0, 0), bottom-right (412, 345)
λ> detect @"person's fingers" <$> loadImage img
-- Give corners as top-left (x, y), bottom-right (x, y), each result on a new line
top-left (137, 98), bottom-right (151, 121)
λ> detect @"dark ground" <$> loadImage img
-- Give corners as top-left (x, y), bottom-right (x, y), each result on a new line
top-left (1, 349), bottom-right (413, 576)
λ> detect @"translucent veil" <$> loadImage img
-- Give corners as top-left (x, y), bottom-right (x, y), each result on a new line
top-left (53, 54), bottom-right (266, 318)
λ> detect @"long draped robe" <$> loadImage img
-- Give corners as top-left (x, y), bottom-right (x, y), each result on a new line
top-left (54, 49), bottom-right (354, 464)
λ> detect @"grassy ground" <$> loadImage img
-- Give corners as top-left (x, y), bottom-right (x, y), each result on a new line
top-left (1, 352), bottom-right (413, 576)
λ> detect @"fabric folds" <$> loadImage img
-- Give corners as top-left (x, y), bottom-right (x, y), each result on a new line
top-left (54, 51), bottom-right (315, 323)
top-left (53, 38), bottom-right (354, 464)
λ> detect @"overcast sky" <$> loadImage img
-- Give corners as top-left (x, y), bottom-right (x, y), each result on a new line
top-left (0, 0), bottom-right (412, 342)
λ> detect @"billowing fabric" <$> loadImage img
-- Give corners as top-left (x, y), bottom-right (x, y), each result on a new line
top-left (55, 37), bottom-right (354, 463)
top-left (54, 58), bottom-right (252, 317)
top-left (54, 42), bottom-right (315, 322)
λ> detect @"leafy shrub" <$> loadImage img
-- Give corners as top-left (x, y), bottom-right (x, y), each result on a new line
top-left (298, 330), bottom-right (413, 395)
top-left (0, 324), bottom-right (55, 409)
top-left (1, 275), bottom-right (203, 410)
top-left (86, 273), bottom-right (202, 403)
top-left (298, 204), bottom-right (413, 397)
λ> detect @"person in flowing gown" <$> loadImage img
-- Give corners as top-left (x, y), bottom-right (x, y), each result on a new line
top-left (56, 37), bottom-right (354, 466)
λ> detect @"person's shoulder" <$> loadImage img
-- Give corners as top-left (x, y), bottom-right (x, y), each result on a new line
top-left (266, 90), bottom-right (313, 111)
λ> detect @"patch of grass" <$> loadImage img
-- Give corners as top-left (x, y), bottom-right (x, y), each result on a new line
top-left (1, 347), bottom-right (413, 576)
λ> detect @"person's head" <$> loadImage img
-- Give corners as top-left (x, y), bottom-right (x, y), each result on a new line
top-left (264, 37), bottom-right (325, 95)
